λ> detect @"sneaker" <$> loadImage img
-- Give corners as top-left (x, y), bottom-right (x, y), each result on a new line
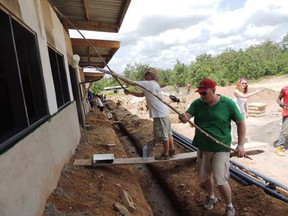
top-left (276, 146), bottom-right (285, 156)
top-left (169, 150), bottom-right (176, 158)
top-left (204, 196), bottom-right (218, 210)
top-left (154, 154), bottom-right (170, 160)
top-left (226, 206), bottom-right (235, 216)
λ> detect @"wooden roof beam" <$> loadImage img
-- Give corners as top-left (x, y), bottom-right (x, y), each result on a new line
top-left (80, 62), bottom-right (106, 68)
top-left (71, 38), bottom-right (120, 49)
top-left (63, 20), bottom-right (120, 32)
top-left (77, 54), bottom-right (111, 58)
top-left (83, 0), bottom-right (90, 20)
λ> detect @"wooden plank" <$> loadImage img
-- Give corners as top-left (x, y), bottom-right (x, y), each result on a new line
top-left (248, 106), bottom-right (265, 111)
top-left (249, 113), bottom-right (266, 117)
top-left (73, 152), bottom-right (197, 167)
top-left (248, 110), bottom-right (265, 114)
top-left (248, 102), bottom-right (267, 108)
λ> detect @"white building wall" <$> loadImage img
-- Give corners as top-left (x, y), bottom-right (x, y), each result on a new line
top-left (0, 105), bottom-right (80, 216)
top-left (0, 0), bottom-right (81, 215)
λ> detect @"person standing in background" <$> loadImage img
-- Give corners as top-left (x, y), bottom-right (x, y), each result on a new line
top-left (95, 94), bottom-right (104, 112)
top-left (176, 84), bottom-right (180, 94)
top-left (87, 89), bottom-right (96, 111)
top-left (231, 78), bottom-right (260, 144)
top-left (274, 86), bottom-right (288, 156)
top-left (187, 81), bottom-right (191, 94)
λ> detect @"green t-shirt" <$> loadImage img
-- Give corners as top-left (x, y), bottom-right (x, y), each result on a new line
top-left (186, 95), bottom-right (243, 152)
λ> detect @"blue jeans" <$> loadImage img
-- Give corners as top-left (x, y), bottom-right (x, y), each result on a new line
top-left (276, 116), bottom-right (288, 149)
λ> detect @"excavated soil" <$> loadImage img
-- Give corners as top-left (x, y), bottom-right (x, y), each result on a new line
top-left (43, 76), bottom-right (288, 216)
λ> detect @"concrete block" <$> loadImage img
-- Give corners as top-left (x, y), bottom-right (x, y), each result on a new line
top-left (120, 190), bottom-right (136, 213)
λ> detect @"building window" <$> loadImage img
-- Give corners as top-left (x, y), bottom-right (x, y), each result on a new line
top-left (0, 9), bottom-right (48, 152)
top-left (48, 47), bottom-right (70, 108)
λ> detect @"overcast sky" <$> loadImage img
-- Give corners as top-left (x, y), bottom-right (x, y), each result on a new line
top-left (70, 0), bottom-right (288, 74)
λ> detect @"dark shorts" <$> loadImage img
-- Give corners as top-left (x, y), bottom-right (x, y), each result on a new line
top-left (89, 101), bottom-right (96, 107)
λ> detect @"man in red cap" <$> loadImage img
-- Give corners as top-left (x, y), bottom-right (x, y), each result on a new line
top-left (179, 78), bottom-right (246, 216)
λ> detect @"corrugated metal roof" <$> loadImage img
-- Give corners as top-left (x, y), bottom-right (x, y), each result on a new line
top-left (48, 0), bottom-right (131, 71)
top-left (49, 0), bottom-right (131, 32)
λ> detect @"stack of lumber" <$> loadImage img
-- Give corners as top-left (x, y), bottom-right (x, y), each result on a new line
top-left (248, 102), bottom-right (267, 117)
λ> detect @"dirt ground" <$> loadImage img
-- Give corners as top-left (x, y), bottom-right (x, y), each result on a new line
top-left (43, 75), bottom-right (288, 216)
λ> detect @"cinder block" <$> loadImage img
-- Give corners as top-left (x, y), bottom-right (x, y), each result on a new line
top-left (120, 190), bottom-right (136, 213)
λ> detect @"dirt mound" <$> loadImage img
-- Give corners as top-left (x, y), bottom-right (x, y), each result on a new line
top-left (43, 110), bottom-right (153, 216)
top-left (43, 76), bottom-right (288, 215)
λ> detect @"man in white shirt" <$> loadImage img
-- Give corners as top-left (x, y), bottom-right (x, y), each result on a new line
top-left (113, 67), bottom-right (175, 160)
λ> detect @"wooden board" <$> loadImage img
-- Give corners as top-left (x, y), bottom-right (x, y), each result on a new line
top-left (248, 102), bottom-right (267, 108)
top-left (73, 152), bottom-right (197, 167)
top-left (248, 106), bottom-right (266, 111)
top-left (248, 110), bottom-right (265, 114)
top-left (249, 113), bottom-right (266, 117)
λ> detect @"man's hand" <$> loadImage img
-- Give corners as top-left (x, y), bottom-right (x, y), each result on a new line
top-left (236, 144), bottom-right (245, 157)
top-left (178, 113), bottom-right (188, 123)
top-left (280, 103), bottom-right (288, 109)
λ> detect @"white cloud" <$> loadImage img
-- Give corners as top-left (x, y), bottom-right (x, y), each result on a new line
top-left (72, 0), bottom-right (288, 74)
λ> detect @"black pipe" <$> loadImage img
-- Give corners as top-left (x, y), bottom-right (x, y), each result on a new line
top-left (172, 130), bottom-right (288, 203)
top-left (230, 172), bottom-right (250, 186)
top-left (229, 166), bottom-right (288, 203)
top-left (230, 159), bottom-right (288, 191)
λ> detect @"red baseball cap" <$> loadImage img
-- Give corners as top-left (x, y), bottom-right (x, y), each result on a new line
top-left (195, 78), bottom-right (216, 93)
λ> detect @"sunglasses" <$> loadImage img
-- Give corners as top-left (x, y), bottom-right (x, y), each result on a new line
top-left (199, 91), bottom-right (208, 96)
top-left (241, 82), bottom-right (247, 85)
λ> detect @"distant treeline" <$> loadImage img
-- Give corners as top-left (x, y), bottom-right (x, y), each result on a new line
top-left (91, 33), bottom-right (288, 93)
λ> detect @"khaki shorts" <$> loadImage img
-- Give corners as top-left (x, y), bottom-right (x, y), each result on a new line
top-left (153, 116), bottom-right (172, 142)
top-left (197, 150), bottom-right (230, 186)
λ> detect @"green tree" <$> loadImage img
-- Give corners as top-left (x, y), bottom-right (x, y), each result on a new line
top-left (280, 33), bottom-right (288, 51)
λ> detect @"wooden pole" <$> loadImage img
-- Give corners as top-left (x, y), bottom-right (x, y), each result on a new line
top-left (102, 70), bottom-right (252, 160)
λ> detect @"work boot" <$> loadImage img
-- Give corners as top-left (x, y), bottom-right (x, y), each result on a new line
top-left (276, 146), bottom-right (285, 156)
top-left (226, 206), bottom-right (235, 216)
top-left (204, 196), bottom-right (218, 210)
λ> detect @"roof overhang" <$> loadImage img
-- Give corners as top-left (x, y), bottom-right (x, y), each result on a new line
top-left (71, 38), bottom-right (120, 68)
top-left (49, 0), bottom-right (131, 78)
top-left (49, 0), bottom-right (131, 33)
top-left (83, 71), bottom-right (105, 83)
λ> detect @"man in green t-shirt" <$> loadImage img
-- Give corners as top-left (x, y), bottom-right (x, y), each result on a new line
top-left (179, 78), bottom-right (246, 216)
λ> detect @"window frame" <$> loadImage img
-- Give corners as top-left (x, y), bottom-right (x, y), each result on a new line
top-left (0, 8), bottom-right (49, 154)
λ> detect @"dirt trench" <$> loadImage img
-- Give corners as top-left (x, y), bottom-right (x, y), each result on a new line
top-left (43, 100), bottom-right (288, 216)
top-left (116, 124), bottom-right (179, 216)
